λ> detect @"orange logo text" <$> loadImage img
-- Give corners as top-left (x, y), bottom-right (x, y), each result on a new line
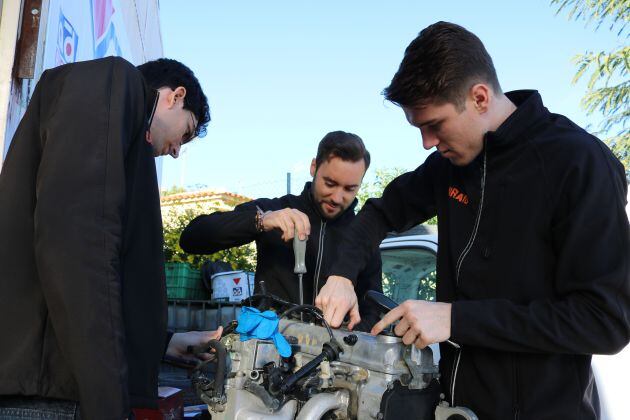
top-left (448, 187), bottom-right (469, 205)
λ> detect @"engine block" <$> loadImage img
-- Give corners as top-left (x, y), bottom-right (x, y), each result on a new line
top-left (201, 318), bottom-right (479, 420)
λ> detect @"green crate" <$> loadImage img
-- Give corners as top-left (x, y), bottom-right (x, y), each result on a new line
top-left (165, 262), bottom-right (208, 300)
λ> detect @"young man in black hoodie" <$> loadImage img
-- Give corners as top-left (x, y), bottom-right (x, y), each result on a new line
top-left (315, 22), bottom-right (630, 419)
top-left (180, 131), bottom-right (382, 331)
top-left (0, 57), bottom-right (220, 419)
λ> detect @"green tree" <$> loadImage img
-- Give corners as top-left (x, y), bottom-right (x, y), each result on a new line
top-left (552, 0), bottom-right (629, 178)
top-left (162, 205), bottom-right (256, 272)
top-left (356, 167), bottom-right (406, 208)
top-left (161, 185), bottom-right (188, 196)
top-left (357, 167), bottom-right (437, 225)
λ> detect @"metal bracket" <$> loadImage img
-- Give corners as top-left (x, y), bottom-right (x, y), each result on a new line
top-left (403, 345), bottom-right (437, 389)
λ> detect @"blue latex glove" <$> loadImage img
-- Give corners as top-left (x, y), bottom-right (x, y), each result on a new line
top-left (236, 306), bottom-right (292, 357)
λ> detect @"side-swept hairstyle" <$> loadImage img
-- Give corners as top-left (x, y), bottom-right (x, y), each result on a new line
top-left (383, 21), bottom-right (501, 110)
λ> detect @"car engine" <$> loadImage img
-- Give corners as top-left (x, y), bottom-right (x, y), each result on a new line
top-left (190, 299), bottom-right (477, 420)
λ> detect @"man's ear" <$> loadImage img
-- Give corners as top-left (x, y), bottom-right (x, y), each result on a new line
top-left (469, 83), bottom-right (490, 114)
top-left (169, 86), bottom-right (187, 108)
top-left (310, 158), bottom-right (316, 177)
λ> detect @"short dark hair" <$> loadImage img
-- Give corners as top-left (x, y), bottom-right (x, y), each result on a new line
top-left (383, 21), bottom-right (501, 110)
top-left (137, 58), bottom-right (210, 139)
top-left (315, 131), bottom-right (371, 171)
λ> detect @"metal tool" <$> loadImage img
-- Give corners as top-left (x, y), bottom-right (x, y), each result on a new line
top-left (293, 228), bottom-right (307, 311)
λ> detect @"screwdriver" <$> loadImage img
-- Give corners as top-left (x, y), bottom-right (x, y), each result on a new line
top-left (293, 228), bottom-right (307, 319)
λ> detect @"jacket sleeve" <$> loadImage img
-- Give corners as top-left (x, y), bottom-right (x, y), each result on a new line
top-left (179, 200), bottom-right (261, 254)
top-left (330, 154), bottom-right (439, 285)
top-left (33, 58), bottom-right (145, 419)
top-left (451, 139), bottom-right (630, 355)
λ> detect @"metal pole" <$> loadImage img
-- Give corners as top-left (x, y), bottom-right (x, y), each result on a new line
top-left (287, 172), bottom-right (291, 194)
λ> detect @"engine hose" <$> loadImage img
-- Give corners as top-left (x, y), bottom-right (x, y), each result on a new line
top-left (280, 340), bottom-right (343, 393)
top-left (191, 339), bottom-right (227, 401)
top-left (242, 293), bottom-right (295, 310)
top-left (279, 304), bottom-right (334, 340)
top-left (221, 319), bottom-right (238, 336)
top-left (280, 352), bottom-right (327, 394)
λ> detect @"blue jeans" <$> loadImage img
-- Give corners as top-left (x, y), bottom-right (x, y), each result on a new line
top-left (0, 397), bottom-right (80, 419)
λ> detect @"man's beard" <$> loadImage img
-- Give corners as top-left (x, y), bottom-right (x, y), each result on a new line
top-left (318, 199), bottom-right (344, 219)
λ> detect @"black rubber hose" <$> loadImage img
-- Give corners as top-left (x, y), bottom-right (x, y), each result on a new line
top-left (280, 340), bottom-right (342, 393)
top-left (279, 304), bottom-right (334, 340)
top-left (192, 339), bottom-right (227, 400)
top-left (280, 351), bottom-right (328, 393)
top-left (242, 293), bottom-right (295, 309)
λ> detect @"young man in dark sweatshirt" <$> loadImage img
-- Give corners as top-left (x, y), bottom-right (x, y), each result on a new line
top-left (314, 22), bottom-right (630, 419)
top-left (180, 131), bottom-right (382, 331)
top-left (0, 57), bottom-right (220, 419)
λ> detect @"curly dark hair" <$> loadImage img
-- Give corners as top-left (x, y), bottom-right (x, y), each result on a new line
top-left (383, 21), bottom-right (501, 110)
top-left (137, 58), bottom-right (210, 139)
top-left (315, 131), bottom-right (371, 170)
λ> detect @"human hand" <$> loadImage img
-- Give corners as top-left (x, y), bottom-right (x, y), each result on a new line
top-left (315, 276), bottom-right (360, 329)
top-left (262, 208), bottom-right (310, 241)
top-left (371, 300), bottom-right (451, 349)
top-left (166, 326), bottom-right (223, 362)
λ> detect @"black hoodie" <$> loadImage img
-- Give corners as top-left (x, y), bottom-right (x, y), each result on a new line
top-left (0, 57), bottom-right (167, 419)
top-left (330, 91), bottom-right (630, 420)
top-left (180, 182), bottom-right (383, 330)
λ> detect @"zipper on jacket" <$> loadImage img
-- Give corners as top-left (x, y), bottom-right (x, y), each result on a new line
top-left (450, 143), bottom-right (488, 406)
top-left (450, 347), bottom-right (462, 406)
top-left (313, 220), bottom-right (327, 303)
top-left (455, 145), bottom-right (488, 287)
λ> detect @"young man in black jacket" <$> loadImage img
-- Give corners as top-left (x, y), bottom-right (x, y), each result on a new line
top-left (315, 22), bottom-right (630, 419)
top-left (180, 131), bottom-right (382, 331)
top-left (0, 57), bottom-right (220, 419)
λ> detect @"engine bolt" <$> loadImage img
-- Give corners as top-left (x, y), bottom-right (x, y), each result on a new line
top-left (343, 334), bottom-right (358, 346)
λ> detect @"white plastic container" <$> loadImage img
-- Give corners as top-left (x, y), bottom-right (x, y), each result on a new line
top-left (211, 270), bottom-right (255, 302)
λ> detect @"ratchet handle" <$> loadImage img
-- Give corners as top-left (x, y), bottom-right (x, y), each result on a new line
top-left (365, 290), bottom-right (398, 312)
top-left (293, 229), bottom-right (307, 274)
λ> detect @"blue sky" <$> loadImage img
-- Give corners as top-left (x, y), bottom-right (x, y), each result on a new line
top-left (158, 0), bottom-right (621, 198)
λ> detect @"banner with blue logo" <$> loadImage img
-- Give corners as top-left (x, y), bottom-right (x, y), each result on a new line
top-left (43, 0), bottom-right (131, 71)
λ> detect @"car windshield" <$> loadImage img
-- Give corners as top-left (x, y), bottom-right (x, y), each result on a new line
top-left (381, 247), bottom-right (436, 303)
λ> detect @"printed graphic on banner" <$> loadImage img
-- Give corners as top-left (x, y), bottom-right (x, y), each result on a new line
top-left (91, 0), bottom-right (122, 58)
top-left (55, 10), bottom-right (78, 65)
top-left (233, 287), bottom-right (243, 297)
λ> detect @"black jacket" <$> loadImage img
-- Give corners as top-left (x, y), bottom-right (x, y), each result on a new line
top-left (0, 57), bottom-right (167, 419)
top-left (180, 183), bottom-right (383, 330)
top-left (331, 91), bottom-right (630, 419)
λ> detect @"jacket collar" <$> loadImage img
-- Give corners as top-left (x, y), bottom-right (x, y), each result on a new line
top-left (300, 181), bottom-right (358, 223)
top-left (484, 90), bottom-right (549, 149)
